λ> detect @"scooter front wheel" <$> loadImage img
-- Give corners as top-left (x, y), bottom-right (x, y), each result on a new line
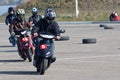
top-left (39, 58), bottom-right (48, 75)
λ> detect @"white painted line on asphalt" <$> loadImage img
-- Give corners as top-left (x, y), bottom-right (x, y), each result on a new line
top-left (57, 54), bottom-right (120, 61)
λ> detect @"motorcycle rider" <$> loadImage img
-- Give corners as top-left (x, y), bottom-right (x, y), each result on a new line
top-left (29, 7), bottom-right (42, 46)
top-left (9, 9), bottom-right (32, 59)
top-left (29, 7), bottom-right (42, 30)
top-left (10, 8), bottom-right (30, 35)
top-left (5, 7), bottom-right (16, 46)
top-left (5, 7), bottom-right (16, 27)
top-left (32, 8), bottom-right (61, 65)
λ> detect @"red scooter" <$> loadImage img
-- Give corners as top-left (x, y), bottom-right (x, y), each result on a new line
top-left (17, 30), bottom-right (34, 62)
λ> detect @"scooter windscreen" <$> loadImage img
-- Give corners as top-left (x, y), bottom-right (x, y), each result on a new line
top-left (39, 34), bottom-right (54, 39)
top-left (21, 30), bottom-right (27, 35)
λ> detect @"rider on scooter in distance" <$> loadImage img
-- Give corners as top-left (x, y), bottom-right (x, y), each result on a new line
top-left (32, 8), bottom-right (61, 65)
top-left (9, 9), bottom-right (33, 59)
top-left (5, 7), bottom-right (16, 29)
top-left (29, 7), bottom-right (42, 30)
top-left (5, 7), bottom-right (16, 46)
top-left (29, 7), bottom-right (42, 46)
top-left (9, 9), bottom-right (30, 36)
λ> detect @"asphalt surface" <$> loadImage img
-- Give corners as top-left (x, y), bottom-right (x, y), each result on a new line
top-left (0, 23), bottom-right (120, 80)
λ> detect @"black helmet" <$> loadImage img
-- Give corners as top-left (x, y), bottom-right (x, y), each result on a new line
top-left (8, 7), bottom-right (14, 13)
top-left (45, 8), bottom-right (56, 22)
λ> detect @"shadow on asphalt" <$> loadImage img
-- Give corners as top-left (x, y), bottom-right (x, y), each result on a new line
top-left (0, 50), bottom-right (17, 52)
top-left (118, 48), bottom-right (120, 50)
top-left (0, 71), bottom-right (39, 75)
top-left (0, 45), bottom-right (17, 53)
top-left (0, 59), bottom-right (24, 62)
top-left (0, 45), bottom-right (14, 47)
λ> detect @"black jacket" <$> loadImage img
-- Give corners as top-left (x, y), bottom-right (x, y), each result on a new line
top-left (32, 18), bottom-right (60, 36)
top-left (5, 14), bottom-right (16, 25)
top-left (29, 15), bottom-right (42, 24)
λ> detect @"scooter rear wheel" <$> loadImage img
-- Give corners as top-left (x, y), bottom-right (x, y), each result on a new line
top-left (26, 48), bottom-right (32, 62)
